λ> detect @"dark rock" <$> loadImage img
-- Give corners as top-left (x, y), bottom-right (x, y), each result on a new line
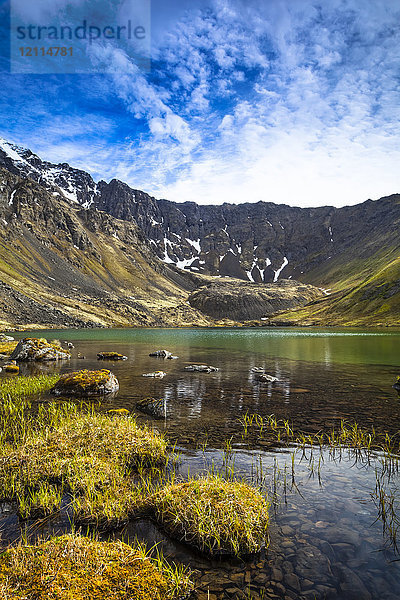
top-left (149, 350), bottom-right (172, 358)
top-left (284, 573), bottom-right (301, 592)
top-left (189, 279), bottom-right (322, 321)
top-left (136, 397), bottom-right (166, 419)
top-left (332, 564), bottom-right (372, 600)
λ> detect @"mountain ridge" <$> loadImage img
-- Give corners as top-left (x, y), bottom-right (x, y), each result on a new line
top-left (1, 137), bottom-right (399, 327)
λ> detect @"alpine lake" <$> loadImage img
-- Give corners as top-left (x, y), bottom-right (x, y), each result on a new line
top-left (2, 326), bottom-right (400, 600)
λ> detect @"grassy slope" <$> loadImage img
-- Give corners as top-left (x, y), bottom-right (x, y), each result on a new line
top-left (272, 195), bottom-right (400, 326)
top-left (0, 170), bottom-right (213, 329)
top-left (276, 253), bottom-right (400, 326)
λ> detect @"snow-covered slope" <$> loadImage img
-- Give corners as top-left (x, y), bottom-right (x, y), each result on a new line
top-left (2, 136), bottom-right (388, 286)
top-left (0, 138), bottom-right (98, 207)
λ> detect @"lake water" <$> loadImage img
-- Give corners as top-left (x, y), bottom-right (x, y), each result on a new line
top-left (2, 327), bottom-right (400, 600)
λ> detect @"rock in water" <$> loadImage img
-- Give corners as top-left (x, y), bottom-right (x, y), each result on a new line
top-left (393, 377), bottom-right (400, 393)
top-left (97, 352), bottom-right (128, 361)
top-left (149, 350), bottom-right (172, 358)
top-left (10, 338), bottom-right (71, 362)
top-left (184, 365), bottom-right (219, 373)
top-left (136, 397), bottom-right (166, 419)
top-left (4, 362), bottom-right (19, 373)
top-left (142, 371), bottom-right (166, 378)
top-left (51, 369), bottom-right (119, 396)
top-left (256, 373), bottom-right (278, 382)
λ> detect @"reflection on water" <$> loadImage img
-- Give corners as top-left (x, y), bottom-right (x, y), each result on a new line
top-left (3, 327), bottom-right (400, 599)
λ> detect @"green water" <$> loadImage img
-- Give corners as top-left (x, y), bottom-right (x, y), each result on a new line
top-left (14, 325), bottom-right (400, 365)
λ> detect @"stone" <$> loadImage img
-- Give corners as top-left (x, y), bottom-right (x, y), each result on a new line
top-left (51, 369), bottom-right (119, 396)
top-left (136, 397), bottom-right (166, 419)
top-left (97, 352), bottom-right (127, 361)
top-left (332, 564), bottom-right (371, 600)
top-left (321, 527), bottom-right (360, 546)
top-left (271, 567), bottom-right (283, 582)
top-left (257, 373), bottom-right (278, 382)
top-left (149, 350), bottom-right (172, 358)
top-left (184, 364), bottom-right (219, 372)
top-left (10, 337), bottom-right (71, 362)
top-left (284, 573), bottom-right (301, 592)
top-left (142, 371), bottom-right (166, 378)
top-left (281, 525), bottom-right (294, 535)
top-left (4, 363), bottom-right (19, 373)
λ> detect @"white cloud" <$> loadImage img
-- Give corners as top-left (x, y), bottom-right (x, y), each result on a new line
top-left (8, 0), bottom-right (400, 208)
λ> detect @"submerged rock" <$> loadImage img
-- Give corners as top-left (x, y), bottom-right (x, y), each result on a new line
top-left (142, 371), bottom-right (166, 378)
top-left (51, 369), bottom-right (119, 396)
top-left (256, 373), bottom-right (278, 382)
top-left (97, 352), bottom-right (128, 361)
top-left (184, 365), bottom-right (219, 373)
top-left (136, 397), bottom-right (166, 419)
top-left (10, 338), bottom-right (71, 362)
top-left (392, 377), bottom-right (400, 393)
top-left (149, 350), bottom-right (172, 358)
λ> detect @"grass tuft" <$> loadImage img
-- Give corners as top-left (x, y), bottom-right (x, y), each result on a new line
top-left (152, 473), bottom-right (270, 556)
top-left (0, 534), bottom-right (193, 600)
top-left (0, 407), bottom-right (168, 525)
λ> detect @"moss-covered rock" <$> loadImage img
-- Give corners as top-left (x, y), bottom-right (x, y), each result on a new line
top-left (3, 363), bottom-right (19, 373)
top-left (97, 352), bottom-right (127, 361)
top-left (10, 337), bottom-right (71, 362)
top-left (51, 369), bottom-right (119, 396)
top-left (0, 534), bottom-right (193, 600)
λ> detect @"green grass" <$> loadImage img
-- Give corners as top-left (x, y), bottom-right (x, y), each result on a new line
top-left (0, 376), bottom-right (270, 558)
top-left (0, 534), bottom-right (193, 600)
top-left (0, 374), bottom-right (59, 401)
top-left (151, 473), bottom-right (270, 556)
top-left (0, 403), bottom-right (168, 527)
top-left (275, 253), bottom-right (400, 326)
top-left (239, 412), bottom-right (400, 456)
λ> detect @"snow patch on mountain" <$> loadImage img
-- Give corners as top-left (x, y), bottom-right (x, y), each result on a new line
top-left (274, 257), bottom-right (288, 282)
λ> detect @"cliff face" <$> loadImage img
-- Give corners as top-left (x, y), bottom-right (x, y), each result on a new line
top-left (2, 137), bottom-right (399, 289)
top-left (0, 167), bottom-right (215, 329)
top-left (1, 137), bottom-right (400, 328)
top-left (188, 279), bottom-right (323, 321)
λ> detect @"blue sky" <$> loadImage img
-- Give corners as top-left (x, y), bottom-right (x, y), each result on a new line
top-left (1, 0), bottom-right (400, 207)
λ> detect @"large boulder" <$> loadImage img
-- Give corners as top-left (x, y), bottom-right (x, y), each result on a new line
top-left (10, 338), bottom-right (71, 362)
top-left (51, 369), bottom-right (119, 396)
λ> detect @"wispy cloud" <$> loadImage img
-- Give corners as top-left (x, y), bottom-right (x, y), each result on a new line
top-left (2, 0), bottom-right (400, 206)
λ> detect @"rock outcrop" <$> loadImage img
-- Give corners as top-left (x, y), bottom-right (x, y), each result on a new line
top-left (188, 279), bottom-right (322, 322)
top-left (10, 338), bottom-right (71, 361)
